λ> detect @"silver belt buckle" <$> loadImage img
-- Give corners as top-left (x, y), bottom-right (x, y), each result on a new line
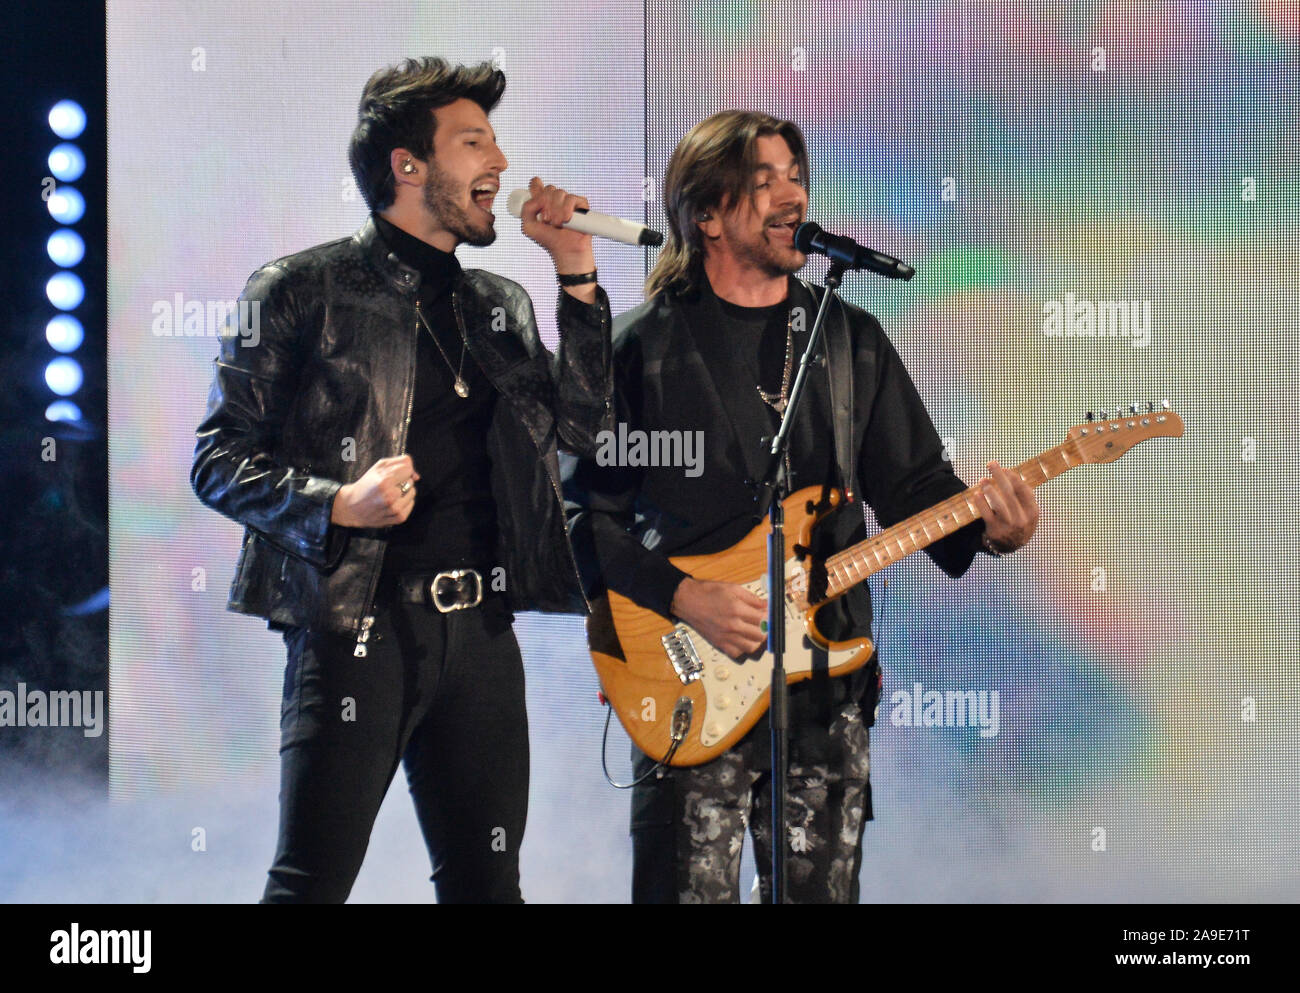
top-left (430, 569), bottom-right (483, 613)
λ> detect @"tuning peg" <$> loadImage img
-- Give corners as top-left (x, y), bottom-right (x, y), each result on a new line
top-left (1129, 403), bottom-right (1139, 414)
top-left (1085, 411), bottom-right (1095, 422)
top-left (1098, 409), bottom-right (1109, 420)
top-left (1161, 398), bottom-right (1170, 410)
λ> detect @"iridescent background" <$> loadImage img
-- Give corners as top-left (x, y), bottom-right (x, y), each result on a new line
top-left (90, 0), bottom-right (1299, 901)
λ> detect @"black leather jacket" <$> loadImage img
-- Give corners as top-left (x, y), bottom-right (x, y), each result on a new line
top-left (564, 277), bottom-right (982, 621)
top-left (192, 217), bottom-right (613, 634)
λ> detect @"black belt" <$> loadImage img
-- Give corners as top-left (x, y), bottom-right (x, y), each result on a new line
top-left (396, 568), bottom-right (488, 612)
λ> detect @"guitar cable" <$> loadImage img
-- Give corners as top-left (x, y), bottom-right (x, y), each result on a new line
top-left (870, 577), bottom-right (890, 722)
top-left (873, 576), bottom-right (889, 656)
top-left (600, 696), bottom-right (691, 789)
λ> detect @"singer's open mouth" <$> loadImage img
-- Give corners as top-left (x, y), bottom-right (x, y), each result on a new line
top-left (768, 217), bottom-right (799, 239)
top-left (471, 182), bottom-right (497, 212)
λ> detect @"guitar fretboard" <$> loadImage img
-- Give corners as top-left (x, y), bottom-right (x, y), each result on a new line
top-left (809, 442), bottom-right (1079, 601)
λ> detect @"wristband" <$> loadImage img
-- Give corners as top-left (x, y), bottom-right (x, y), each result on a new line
top-left (557, 269), bottom-right (598, 286)
top-left (981, 533), bottom-right (1012, 557)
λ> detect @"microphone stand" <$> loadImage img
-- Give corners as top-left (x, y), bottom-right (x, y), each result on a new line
top-left (751, 260), bottom-right (846, 904)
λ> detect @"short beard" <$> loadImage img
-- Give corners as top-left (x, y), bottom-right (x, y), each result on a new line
top-left (422, 160), bottom-right (496, 248)
top-left (735, 231), bottom-right (805, 279)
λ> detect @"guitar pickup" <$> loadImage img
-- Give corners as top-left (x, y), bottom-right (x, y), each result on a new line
top-left (662, 627), bottom-right (703, 683)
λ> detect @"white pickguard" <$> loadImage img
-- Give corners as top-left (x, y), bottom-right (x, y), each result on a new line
top-left (663, 559), bottom-right (865, 748)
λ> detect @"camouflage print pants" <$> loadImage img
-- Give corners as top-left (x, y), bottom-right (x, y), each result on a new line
top-left (630, 700), bottom-right (872, 904)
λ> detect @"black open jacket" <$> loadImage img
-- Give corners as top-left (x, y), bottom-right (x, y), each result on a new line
top-left (562, 277), bottom-right (986, 741)
top-left (191, 217), bottom-right (613, 634)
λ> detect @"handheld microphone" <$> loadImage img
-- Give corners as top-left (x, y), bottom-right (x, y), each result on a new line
top-left (506, 189), bottom-right (664, 247)
top-left (794, 222), bottom-right (915, 280)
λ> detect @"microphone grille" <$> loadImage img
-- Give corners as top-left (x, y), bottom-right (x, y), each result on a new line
top-left (505, 188), bottom-right (529, 219)
top-left (793, 221), bottom-right (821, 254)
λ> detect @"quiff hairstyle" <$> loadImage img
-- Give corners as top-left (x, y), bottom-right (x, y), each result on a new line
top-left (348, 56), bottom-right (505, 212)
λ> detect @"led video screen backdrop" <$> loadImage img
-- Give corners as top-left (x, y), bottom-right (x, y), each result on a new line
top-left (108, 0), bottom-right (1298, 901)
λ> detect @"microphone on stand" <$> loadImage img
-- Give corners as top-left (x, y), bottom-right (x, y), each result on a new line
top-left (794, 222), bottom-right (915, 280)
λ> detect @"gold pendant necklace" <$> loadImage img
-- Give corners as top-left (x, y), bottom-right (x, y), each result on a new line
top-left (415, 301), bottom-right (469, 398)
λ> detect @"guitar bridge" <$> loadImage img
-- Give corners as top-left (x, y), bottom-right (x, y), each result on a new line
top-left (662, 626), bottom-right (703, 683)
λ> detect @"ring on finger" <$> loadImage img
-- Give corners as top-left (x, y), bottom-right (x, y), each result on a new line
top-left (399, 478), bottom-right (413, 495)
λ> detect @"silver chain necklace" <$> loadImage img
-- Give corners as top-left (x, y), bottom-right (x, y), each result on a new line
top-left (756, 306), bottom-right (795, 482)
top-left (755, 307), bottom-right (795, 415)
top-left (415, 301), bottom-right (469, 398)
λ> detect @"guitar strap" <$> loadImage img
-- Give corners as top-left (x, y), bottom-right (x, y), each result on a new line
top-left (799, 279), bottom-right (856, 502)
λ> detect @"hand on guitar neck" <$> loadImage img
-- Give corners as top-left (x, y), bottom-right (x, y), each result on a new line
top-left (668, 461), bottom-right (1038, 661)
top-left (670, 577), bottom-right (767, 660)
top-left (975, 460), bottom-right (1041, 553)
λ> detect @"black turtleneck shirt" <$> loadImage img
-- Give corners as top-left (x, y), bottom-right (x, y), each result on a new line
top-left (372, 214), bottom-right (499, 590)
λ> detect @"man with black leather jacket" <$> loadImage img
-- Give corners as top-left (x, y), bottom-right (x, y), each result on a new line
top-left (563, 111), bottom-right (1039, 903)
top-left (191, 58), bottom-right (612, 903)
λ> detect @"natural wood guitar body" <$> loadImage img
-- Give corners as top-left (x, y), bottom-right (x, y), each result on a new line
top-left (588, 486), bottom-right (871, 766)
top-left (585, 408), bottom-right (1184, 767)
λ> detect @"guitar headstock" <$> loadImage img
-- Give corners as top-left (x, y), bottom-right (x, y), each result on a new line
top-left (1063, 400), bottom-right (1184, 464)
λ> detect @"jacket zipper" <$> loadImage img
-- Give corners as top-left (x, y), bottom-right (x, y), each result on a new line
top-left (352, 292), bottom-right (418, 655)
top-left (450, 287), bottom-right (592, 615)
top-left (542, 441), bottom-right (592, 615)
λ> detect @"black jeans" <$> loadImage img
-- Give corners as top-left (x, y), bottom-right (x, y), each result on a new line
top-left (261, 592), bottom-right (528, 903)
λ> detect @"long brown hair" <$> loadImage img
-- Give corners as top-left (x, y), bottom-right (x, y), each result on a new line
top-left (646, 110), bottom-right (809, 299)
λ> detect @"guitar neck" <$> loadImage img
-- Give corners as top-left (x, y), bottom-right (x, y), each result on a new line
top-left (818, 441), bottom-right (1080, 599)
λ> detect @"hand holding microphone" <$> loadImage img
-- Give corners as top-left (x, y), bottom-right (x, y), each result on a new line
top-left (513, 178), bottom-right (666, 300)
top-left (515, 177), bottom-right (601, 300)
top-left (516, 176), bottom-right (597, 261)
top-left (509, 184), bottom-right (664, 247)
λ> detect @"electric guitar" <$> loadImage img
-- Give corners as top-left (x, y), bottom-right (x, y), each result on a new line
top-left (586, 405), bottom-right (1184, 766)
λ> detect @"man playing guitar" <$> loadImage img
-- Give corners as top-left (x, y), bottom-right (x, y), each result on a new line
top-left (564, 110), bottom-right (1039, 903)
